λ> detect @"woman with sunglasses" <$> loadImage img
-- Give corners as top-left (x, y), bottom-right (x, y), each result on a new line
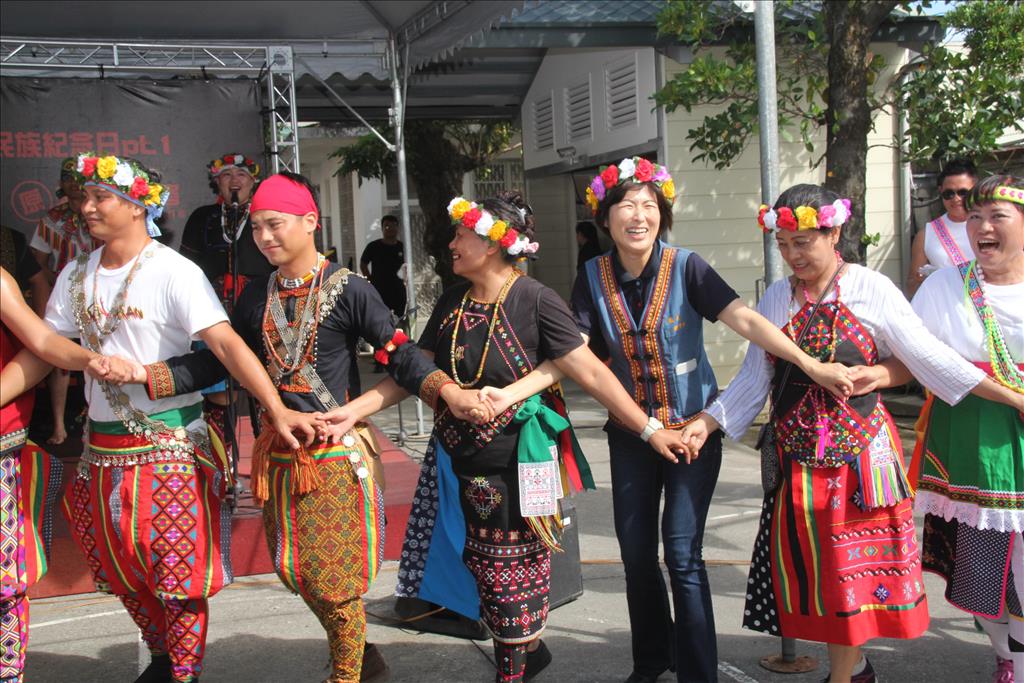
top-left (906, 159), bottom-right (978, 297)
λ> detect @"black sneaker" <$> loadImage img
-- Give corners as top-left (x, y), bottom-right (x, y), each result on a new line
top-left (134, 653), bottom-right (171, 683)
top-left (524, 640), bottom-right (552, 681)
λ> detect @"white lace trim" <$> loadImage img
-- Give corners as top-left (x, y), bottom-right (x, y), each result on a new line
top-left (914, 490), bottom-right (1024, 533)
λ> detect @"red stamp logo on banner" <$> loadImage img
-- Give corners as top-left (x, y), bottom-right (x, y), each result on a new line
top-left (10, 180), bottom-right (56, 224)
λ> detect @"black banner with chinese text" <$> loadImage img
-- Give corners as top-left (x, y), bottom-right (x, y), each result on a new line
top-left (0, 78), bottom-right (262, 246)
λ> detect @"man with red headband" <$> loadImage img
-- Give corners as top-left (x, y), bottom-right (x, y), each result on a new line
top-left (134, 172), bottom-right (487, 682)
top-left (43, 155), bottom-right (320, 683)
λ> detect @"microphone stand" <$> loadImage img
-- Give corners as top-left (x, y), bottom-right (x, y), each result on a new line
top-left (223, 191), bottom-right (243, 511)
top-left (392, 305), bottom-right (417, 447)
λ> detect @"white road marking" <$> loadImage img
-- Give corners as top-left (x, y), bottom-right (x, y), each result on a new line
top-left (708, 509), bottom-right (762, 521)
top-left (719, 660), bottom-right (762, 683)
top-left (32, 609), bottom-right (126, 629)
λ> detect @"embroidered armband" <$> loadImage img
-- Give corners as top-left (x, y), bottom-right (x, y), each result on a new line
top-left (419, 370), bottom-right (456, 410)
top-left (145, 361), bottom-right (177, 401)
top-left (373, 329), bottom-right (410, 366)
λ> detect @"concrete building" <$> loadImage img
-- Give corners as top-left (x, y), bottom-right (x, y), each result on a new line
top-left (301, 1), bottom-right (941, 383)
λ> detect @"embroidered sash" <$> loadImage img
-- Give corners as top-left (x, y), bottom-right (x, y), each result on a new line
top-left (930, 217), bottom-right (969, 268)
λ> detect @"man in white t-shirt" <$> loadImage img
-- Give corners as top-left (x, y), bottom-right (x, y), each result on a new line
top-left (44, 153), bottom-right (318, 683)
top-left (906, 159), bottom-right (978, 296)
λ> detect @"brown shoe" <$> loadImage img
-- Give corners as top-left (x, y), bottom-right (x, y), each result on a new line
top-left (361, 643), bottom-right (390, 682)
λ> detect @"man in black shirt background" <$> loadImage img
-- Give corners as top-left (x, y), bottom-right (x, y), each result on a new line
top-left (360, 214), bottom-right (406, 319)
top-left (360, 215), bottom-right (407, 371)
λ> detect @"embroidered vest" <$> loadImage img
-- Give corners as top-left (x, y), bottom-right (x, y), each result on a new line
top-left (584, 243), bottom-right (717, 427)
top-left (774, 300), bottom-right (882, 467)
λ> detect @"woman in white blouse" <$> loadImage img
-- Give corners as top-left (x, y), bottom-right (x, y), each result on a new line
top-left (910, 175), bottom-right (1024, 683)
top-left (680, 184), bottom-right (1024, 683)
top-left (905, 159), bottom-right (977, 297)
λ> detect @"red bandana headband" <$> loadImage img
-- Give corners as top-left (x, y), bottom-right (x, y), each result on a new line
top-left (250, 174), bottom-right (320, 228)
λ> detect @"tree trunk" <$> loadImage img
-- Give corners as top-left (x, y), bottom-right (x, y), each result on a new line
top-left (404, 121), bottom-right (474, 290)
top-left (823, 1), bottom-right (898, 264)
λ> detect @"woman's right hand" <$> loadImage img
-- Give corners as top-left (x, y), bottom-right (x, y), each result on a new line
top-left (807, 360), bottom-right (853, 400)
top-left (318, 406), bottom-right (359, 443)
top-left (679, 413), bottom-right (719, 458)
top-left (478, 386), bottom-right (515, 417)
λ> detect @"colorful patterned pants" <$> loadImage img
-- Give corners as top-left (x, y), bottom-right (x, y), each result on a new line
top-left (1, 444), bottom-right (61, 683)
top-left (458, 471), bottom-right (550, 683)
top-left (63, 452), bottom-right (229, 683)
top-left (263, 446), bottom-right (385, 683)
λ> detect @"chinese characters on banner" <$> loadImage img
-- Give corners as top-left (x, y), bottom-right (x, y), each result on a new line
top-left (1, 78), bottom-right (262, 247)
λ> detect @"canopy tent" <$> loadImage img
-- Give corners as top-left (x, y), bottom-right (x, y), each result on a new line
top-left (2, 0), bottom-right (527, 435)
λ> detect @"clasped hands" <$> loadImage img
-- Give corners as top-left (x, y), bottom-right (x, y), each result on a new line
top-left (86, 354), bottom-right (147, 384)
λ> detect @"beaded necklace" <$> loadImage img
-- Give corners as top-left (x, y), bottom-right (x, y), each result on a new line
top-left (963, 260), bottom-right (1024, 392)
top-left (220, 203), bottom-right (251, 244)
top-left (80, 241), bottom-right (155, 348)
top-left (69, 241), bottom-right (206, 461)
top-left (263, 257), bottom-right (326, 382)
top-left (449, 269), bottom-right (521, 388)
top-left (277, 253), bottom-right (324, 289)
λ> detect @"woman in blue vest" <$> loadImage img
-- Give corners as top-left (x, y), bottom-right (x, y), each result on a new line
top-left (482, 159), bottom-right (853, 683)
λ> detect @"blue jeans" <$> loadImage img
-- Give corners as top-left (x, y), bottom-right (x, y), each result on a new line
top-left (608, 427), bottom-right (723, 683)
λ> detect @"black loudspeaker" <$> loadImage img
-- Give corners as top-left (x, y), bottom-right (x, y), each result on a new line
top-left (393, 500), bottom-right (584, 639)
top-left (549, 499), bottom-right (584, 609)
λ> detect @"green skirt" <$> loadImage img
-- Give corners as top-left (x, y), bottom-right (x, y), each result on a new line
top-left (914, 393), bottom-right (1024, 532)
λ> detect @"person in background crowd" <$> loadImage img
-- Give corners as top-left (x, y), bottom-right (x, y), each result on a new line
top-left (911, 175), bottom-right (1024, 683)
top-left (360, 214), bottom-right (407, 319)
top-left (906, 158), bottom-right (978, 297)
top-left (180, 153), bottom-right (273, 486)
top-left (180, 153), bottom-right (272, 305)
top-left (1, 224), bottom-right (49, 314)
top-left (45, 154), bottom-right (318, 683)
top-left (28, 157), bottom-right (101, 445)
top-left (361, 214), bottom-right (408, 372)
top-left (575, 219), bottom-right (603, 271)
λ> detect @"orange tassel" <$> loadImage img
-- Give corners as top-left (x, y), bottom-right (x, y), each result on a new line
top-left (291, 442), bottom-right (323, 495)
top-left (250, 421), bottom-right (276, 505)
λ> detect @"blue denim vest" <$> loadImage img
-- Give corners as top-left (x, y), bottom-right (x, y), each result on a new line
top-left (584, 243), bottom-right (718, 427)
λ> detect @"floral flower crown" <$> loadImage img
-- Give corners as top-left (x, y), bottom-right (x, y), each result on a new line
top-left (969, 184), bottom-right (1024, 208)
top-left (447, 196), bottom-right (539, 258)
top-left (74, 152), bottom-right (169, 237)
top-left (585, 157), bottom-right (676, 215)
top-left (757, 198), bottom-right (852, 233)
top-left (208, 153), bottom-right (260, 179)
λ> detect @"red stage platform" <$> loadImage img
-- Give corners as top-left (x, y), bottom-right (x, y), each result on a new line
top-left (29, 418), bottom-right (422, 599)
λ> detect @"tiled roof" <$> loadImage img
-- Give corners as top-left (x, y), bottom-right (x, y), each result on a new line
top-left (508, 0), bottom-right (667, 27)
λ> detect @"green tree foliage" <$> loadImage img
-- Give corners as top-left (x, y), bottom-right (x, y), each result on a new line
top-left (654, 1), bottom-right (904, 262)
top-left (332, 120), bottom-right (514, 287)
top-left (897, 0), bottom-right (1024, 162)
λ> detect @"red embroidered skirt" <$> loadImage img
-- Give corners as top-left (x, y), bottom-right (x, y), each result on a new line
top-left (743, 458), bottom-right (929, 646)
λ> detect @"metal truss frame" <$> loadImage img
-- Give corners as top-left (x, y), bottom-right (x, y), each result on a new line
top-left (0, 38), bottom-right (299, 172)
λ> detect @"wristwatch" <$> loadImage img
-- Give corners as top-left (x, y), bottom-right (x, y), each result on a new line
top-left (639, 416), bottom-right (665, 443)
